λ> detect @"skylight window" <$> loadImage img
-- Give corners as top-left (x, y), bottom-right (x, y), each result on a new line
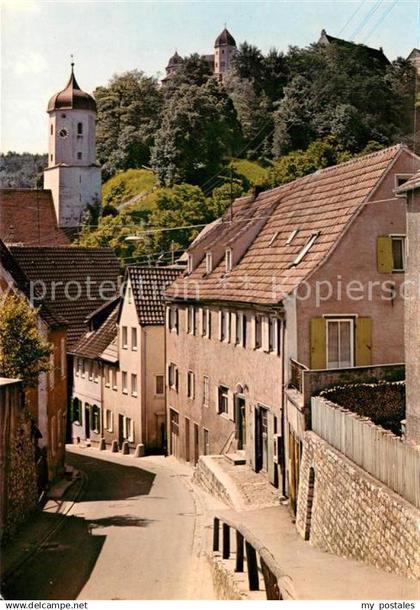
top-left (268, 232), bottom-right (279, 247)
top-left (286, 229), bottom-right (299, 245)
top-left (205, 251), bottom-right (213, 274)
top-left (290, 232), bottom-right (320, 266)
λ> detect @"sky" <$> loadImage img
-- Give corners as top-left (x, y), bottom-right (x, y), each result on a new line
top-left (1, 0), bottom-right (419, 153)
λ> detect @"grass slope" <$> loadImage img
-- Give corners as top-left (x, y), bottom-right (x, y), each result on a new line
top-left (230, 158), bottom-right (270, 186)
top-left (102, 169), bottom-right (156, 205)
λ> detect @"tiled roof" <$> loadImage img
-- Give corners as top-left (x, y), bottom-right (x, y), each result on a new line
top-left (70, 303), bottom-right (119, 359)
top-left (0, 189), bottom-right (70, 247)
top-left (167, 144), bottom-right (411, 305)
top-left (127, 266), bottom-right (182, 325)
top-left (0, 240), bottom-right (67, 328)
top-left (319, 29), bottom-right (389, 64)
top-left (10, 247), bottom-right (121, 347)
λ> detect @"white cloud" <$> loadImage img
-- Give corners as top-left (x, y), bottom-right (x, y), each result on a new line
top-left (14, 50), bottom-right (48, 76)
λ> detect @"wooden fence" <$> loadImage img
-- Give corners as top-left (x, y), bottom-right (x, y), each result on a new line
top-left (311, 396), bottom-right (420, 509)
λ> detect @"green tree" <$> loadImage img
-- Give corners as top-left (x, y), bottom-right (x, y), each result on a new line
top-left (0, 293), bottom-right (52, 387)
top-left (95, 71), bottom-right (163, 179)
top-left (151, 80), bottom-right (242, 186)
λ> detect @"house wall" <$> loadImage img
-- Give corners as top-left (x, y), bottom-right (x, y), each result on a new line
top-left (405, 190), bottom-right (420, 443)
top-left (0, 380), bottom-right (38, 542)
top-left (46, 328), bottom-right (67, 480)
top-left (71, 356), bottom-right (102, 446)
top-left (296, 431), bottom-right (420, 580)
top-left (165, 303), bottom-right (284, 486)
top-left (142, 325), bottom-right (166, 452)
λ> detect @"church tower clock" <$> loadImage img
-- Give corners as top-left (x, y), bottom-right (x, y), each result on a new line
top-left (43, 63), bottom-right (101, 228)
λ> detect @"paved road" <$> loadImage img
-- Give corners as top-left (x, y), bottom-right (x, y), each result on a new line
top-left (3, 447), bottom-right (215, 600)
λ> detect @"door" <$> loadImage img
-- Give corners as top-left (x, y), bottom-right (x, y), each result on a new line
top-left (193, 423), bottom-right (199, 465)
top-left (118, 414), bottom-right (124, 448)
top-left (235, 395), bottom-right (246, 450)
top-left (185, 417), bottom-right (190, 462)
top-left (84, 405), bottom-right (91, 440)
top-left (255, 406), bottom-right (268, 472)
top-left (169, 409), bottom-right (179, 458)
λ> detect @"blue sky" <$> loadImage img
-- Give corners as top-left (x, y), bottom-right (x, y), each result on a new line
top-left (1, 0), bottom-right (418, 153)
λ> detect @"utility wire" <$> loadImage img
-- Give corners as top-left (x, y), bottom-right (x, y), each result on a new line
top-left (338, 0), bottom-right (368, 35)
top-left (350, 0), bottom-right (384, 38)
top-left (361, 0), bottom-right (398, 43)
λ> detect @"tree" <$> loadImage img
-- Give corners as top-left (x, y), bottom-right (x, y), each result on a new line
top-left (151, 80), bottom-right (242, 186)
top-left (0, 293), bottom-right (52, 387)
top-left (95, 71), bottom-right (163, 179)
top-left (164, 53), bottom-right (213, 93)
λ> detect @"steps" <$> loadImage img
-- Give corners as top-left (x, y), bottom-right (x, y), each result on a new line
top-left (224, 450), bottom-right (246, 466)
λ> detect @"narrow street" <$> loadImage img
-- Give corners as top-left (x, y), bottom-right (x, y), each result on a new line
top-left (3, 447), bottom-right (216, 600)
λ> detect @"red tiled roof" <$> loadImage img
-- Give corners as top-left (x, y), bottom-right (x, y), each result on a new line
top-left (70, 304), bottom-right (119, 359)
top-left (127, 266), bottom-right (182, 325)
top-left (0, 189), bottom-right (70, 247)
top-left (10, 247), bottom-right (121, 348)
top-left (167, 144), bottom-right (411, 305)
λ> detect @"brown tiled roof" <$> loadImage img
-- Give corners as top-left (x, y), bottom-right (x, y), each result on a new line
top-left (319, 29), bottom-right (389, 64)
top-left (0, 189), bottom-right (70, 247)
top-left (127, 266), bottom-right (182, 325)
top-left (167, 144), bottom-right (412, 305)
top-left (70, 304), bottom-right (119, 359)
top-left (215, 27), bottom-right (236, 47)
top-left (10, 247), bottom-right (121, 347)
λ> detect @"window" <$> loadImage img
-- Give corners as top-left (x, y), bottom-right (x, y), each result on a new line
top-left (131, 373), bottom-right (138, 397)
top-left (122, 326), bottom-right (128, 349)
top-left (127, 286), bottom-right (132, 304)
top-left (105, 409), bottom-right (113, 432)
top-left (202, 308), bottom-right (211, 338)
top-left (169, 306), bottom-right (179, 332)
top-left (122, 371), bottom-right (128, 394)
top-left (187, 371), bottom-right (195, 399)
top-left (269, 318), bottom-right (278, 354)
top-left (50, 154), bottom-right (53, 162)
top-left (219, 310), bottom-right (229, 342)
top-left (112, 368), bottom-right (117, 391)
top-left (131, 327), bottom-right (138, 350)
top-left (105, 366), bottom-right (110, 387)
top-left (71, 398), bottom-right (81, 423)
top-left (93, 362), bottom-right (99, 383)
top-left (89, 361), bottom-right (94, 381)
top-left (205, 252), bottom-right (212, 274)
top-left (187, 306), bottom-right (196, 334)
top-left (77, 122), bottom-right (83, 135)
top-left (50, 124), bottom-right (53, 135)
top-left (391, 236), bottom-right (405, 272)
top-left (242, 314), bottom-right (247, 348)
top-left (255, 315), bottom-right (262, 349)
top-left (75, 359), bottom-right (79, 377)
top-left (168, 363), bottom-right (179, 391)
top-left (235, 313), bottom-right (242, 345)
top-left (124, 417), bottom-right (134, 442)
top-left (187, 254), bottom-right (193, 274)
top-left (155, 375), bottom-right (164, 396)
top-left (77, 152), bottom-right (82, 160)
top-left (286, 229), bottom-right (299, 245)
top-left (81, 359), bottom-right (85, 378)
top-left (395, 174), bottom-right (411, 196)
top-left (204, 429), bottom-right (210, 455)
top-left (218, 385), bottom-right (229, 415)
top-left (203, 376), bottom-right (209, 407)
top-left (326, 318), bottom-right (354, 369)
top-left (225, 248), bottom-right (232, 273)
top-left (291, 232), bottom-right (319, 266)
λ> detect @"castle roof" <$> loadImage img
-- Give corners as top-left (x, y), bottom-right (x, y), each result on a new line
top-left (47, 64), bottom-right (97, 113)
top-left (167, 51), bottom-right (183, 68)
top-left (215, 27), bottom-right (236, 47)
top-left (318, 29), bottom-right (389, 64)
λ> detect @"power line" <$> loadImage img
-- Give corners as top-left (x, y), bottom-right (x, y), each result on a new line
top-left (361, 0), bottom-right (398, 43)
top-left (338, 0), bottom-right (368, 35)
top-left (350, 0), bottom-right (384, 38)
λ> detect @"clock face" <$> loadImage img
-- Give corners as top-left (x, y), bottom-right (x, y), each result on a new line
top-left (59, 128), bottom-right (69, 139)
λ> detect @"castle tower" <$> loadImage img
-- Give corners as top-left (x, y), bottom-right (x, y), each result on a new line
top-left (43, 63), bottom-right (101, 228)
top-left (214, 27), bottom-right (237, 80)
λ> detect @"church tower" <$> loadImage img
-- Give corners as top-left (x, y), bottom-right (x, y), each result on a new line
top-left (214, 27), bottom-right (237, 80)
top-left (43, 63), bottom-right (101, 228)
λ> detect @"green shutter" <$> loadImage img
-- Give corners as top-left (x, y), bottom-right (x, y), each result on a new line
top-left (377, 236), bottom-right (393, 273)
top-left (356, 317), bottom-right (372, 366)
top-left (310, 318), bottom-right (326, 369)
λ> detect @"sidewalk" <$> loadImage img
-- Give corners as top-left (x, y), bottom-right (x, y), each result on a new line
top-left (1, 471), bottom-right (82, 583)
top-left (197, 456), bottom-right (420, 600)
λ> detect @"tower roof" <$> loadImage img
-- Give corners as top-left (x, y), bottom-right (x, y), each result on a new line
top-left (167, 51), bottom-right (183, 68)
top-left (47, 64), bottom-right (97, 113)
top-left (215, 27), bottom-right (236, 47)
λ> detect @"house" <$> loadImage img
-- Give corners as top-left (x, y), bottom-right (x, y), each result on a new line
top-left (0, 378), bottom-right (38, 541)
top-left (407, 48), bottom-right (420, 76)
top-left (0, 240), bottom-right (68, 482)
top-left (69, 266), bottom-right (181, 454)
top-left (165, 144), bottom-right (420, 498)
top-left (318, 29), bottom-right (389, 65)
top-left (395, 170), bottom-right (420, 444)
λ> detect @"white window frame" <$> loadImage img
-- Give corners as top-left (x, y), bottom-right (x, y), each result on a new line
top-left (155, 374), bottom-right (164, 396)
top-left (122, 326), bottom-right (128, 349)
top-left (88, 360), bottom-right (94, 381)
top-left (326, 317), bottom-right (355, 370)
top-left (124, 416), bottom-right (134, 442)
top-left (217, 385), bottom-right (229, 415)
top-left (127, 286), bottom-right (132, 304)
top-left (203, 375), bottom-right (209, 407)
top-left (254, 314), bottom-right (263, 350)
top-left (187, 253), bottom-right (193, 274)
top-left (291, 232), bottom-right (319, 266)
top-left (105, 366), bottom-right (110, 388)
top-left (187, 371), bottom-right (195, 399)
top-left (394, 174), bottom-right (412, 197)
top-left (122, 371), bottom-right (128, 394)
top-left (105, 409), bottom-right (113, 432)
top-left (131, 373), bottom-right (138, 397)
top-left (269, 317), bottom-right (278, 354)
top-left (131, 327), bottom-right (138, 351)
top-left (225, 248), bottom-right (232, 273)
top-left (112, 368), bottom-right (118, 391)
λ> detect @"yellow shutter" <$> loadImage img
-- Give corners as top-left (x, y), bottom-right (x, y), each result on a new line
top-left (310, 318), bottom-right (326, 369)
top-left (376, 236), bottom-right (393, 273)
top-left (355, 317), bottom-right (372, 366)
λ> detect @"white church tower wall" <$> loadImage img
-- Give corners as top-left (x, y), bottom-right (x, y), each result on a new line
top-left (43, 64), bottom-right (101, 228)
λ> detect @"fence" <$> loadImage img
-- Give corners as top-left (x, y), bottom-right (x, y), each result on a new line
top-left (311, 396), bottom-right (420, 509)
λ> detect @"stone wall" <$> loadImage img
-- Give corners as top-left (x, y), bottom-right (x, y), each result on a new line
top-left (296, 431), bottom-right (420, 580)
top-left (0, 380), bottom-right (38, 542)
